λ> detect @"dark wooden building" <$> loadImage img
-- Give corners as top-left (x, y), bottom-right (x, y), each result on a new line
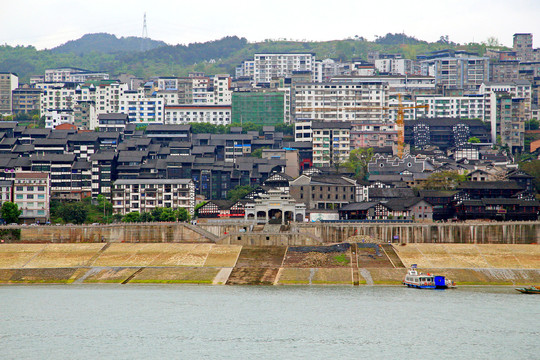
top-left (456, 198), bottom-right (539, 221)
top-left (457, 181), bottom-right (524, 200)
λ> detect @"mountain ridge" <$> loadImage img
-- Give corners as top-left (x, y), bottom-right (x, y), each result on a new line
top-left (0, 33), bottom-right (503, 83)
top-left (50, 32), bottom-right (168, 54)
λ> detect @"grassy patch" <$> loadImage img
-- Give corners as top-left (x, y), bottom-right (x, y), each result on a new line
top-left (333, 254), bottom-right (350, 265)
top-left (7, 279), bottom-right (71, 284)
top-left (458, 281), bottom-right (514, 285)
top-left (129, 279), bottom-right (213, 284)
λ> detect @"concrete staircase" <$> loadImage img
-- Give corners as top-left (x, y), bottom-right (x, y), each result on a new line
top-left (381, 244), bottom-right (405, 268)
top-left (121, 267), bottom-right (144, 284)
top-left (263, 223), bottom-right (282, 233)
top-left (226, 267), bottom-right (280, 285)
top-left (84, 242), bottom-right (112, 266)
top-left (184, 223), bottom-right (220, 242)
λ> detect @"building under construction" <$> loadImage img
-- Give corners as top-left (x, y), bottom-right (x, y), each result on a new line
top-left (231, 91), bottom-right (285, 125)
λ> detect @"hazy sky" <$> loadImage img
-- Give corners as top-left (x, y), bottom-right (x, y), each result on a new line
top-left (2, 0), bottom-right (539, 49)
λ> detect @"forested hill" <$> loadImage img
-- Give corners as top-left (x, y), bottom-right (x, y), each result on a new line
top-left (0, 33), bottom-right (503, 83)
top-left (50, 33), bottom-right (168, 54)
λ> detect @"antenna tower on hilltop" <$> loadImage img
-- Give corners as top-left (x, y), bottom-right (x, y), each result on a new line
top-left (141, 12), bottom-right (149, 51)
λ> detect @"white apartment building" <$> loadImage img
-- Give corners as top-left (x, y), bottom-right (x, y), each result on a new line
top-left (94, 82), bottom-right (128, 114)
top-left (254, 53), bottom-right (315, 84)
top-left (156, 90), bottom-right (180, 105)
top-left (350, 61), bottom-right (376, 76)
top-left (39, 82), bottom-right (128, 125)
top-left (294, 119), bottom-right (313, 142)
top-left (213, 75), bottom-right (232, 105)
top-left (388, 98), bottom-right (416, 122)
top-left (415, 95), bottom-right (487, 120)
top-left (331, 75), bottom-right (436, 93)
top-left (157, 77), bottom-right (178, 91)
top-left (294, 82), bottom-right (389, 123)
top-left (0, 72), bottom-right (18, 115)
top-left (44, 68), bottom-right (109, 83)
top-left (312, 59), bottom-right (351, 82)
top-left (192, 77), bottom-right (212, 104)
top-left (311, 121), bottom-right (351, 168)
top-left (479, 81), bottom-right (532, 99)
top-left (421, 57), bottom-right (490, 89)
top-left (13, 172), bottom-right (50, 224)
top-left (479, 80), bottom-right (532, 146)
top-left (39, 85), bottom-right (76, 113)
top-left (44, 109), bottom-right (75, 128)
top-left (70, 72), bottom-right (109, 83)
top-left (374, 58), bottom-right (414, 75)
top-left (119, 89), bottom-right (165, 124)
top-left (278, 87), bottom-right (292, 123)
top-left (164, 105), bottom-right (231, 125)
top-left (0, 180), bottom-right (13, 207)
top-left (112, 179), bottom-right (195, 216)
top-left (236, 60), bottom-right (255, 78)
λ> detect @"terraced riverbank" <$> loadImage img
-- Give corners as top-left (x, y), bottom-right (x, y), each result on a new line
top-left (0, 243), bottom-right (538, 285)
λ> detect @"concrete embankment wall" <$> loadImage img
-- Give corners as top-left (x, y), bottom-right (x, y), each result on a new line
top-left (12, 224), bottom-right (212, 243)
top-left (1, 243), bottom-right (538, 286)
top-left (3, 221), bottom-right (540, 245)
top-left (297, 222), bottom-right (540, 244)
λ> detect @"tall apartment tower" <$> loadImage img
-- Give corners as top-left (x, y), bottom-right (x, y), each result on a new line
top-left (513, 33), bottom-right (533, 61)
top-left (0, 72), bottom-right (19, 115)
top-left (253, 53), bottom-right (315, 84)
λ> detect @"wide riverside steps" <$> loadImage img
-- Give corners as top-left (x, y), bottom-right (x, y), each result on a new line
top-left (0, 243), bottom-right (538, 285)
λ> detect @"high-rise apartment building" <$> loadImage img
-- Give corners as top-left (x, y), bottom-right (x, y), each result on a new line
top-left (112, 179), bottom-right (195, 215)
top-left (0, 72), bottom-right (19, 115)
top-left (294, 82), bottom-right (389, 122)
top-left (13, 172), bottom-right (50, 224)
top-left (253, 53), bottom-right (315, 84)
top-left (513, 33), bottom-right (534, 61)
top-left (311, 121), bottom-right (351, 168)
top-left (423, 57), bottom-right (490, 90)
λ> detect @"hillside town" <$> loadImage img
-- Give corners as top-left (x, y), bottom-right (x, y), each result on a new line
top-left (1, 33), bottom-right (540, 224)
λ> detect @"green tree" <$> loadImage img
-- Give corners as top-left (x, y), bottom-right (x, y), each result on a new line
top-left (123, 211), bottom-right (141, 223)
top-left (1, 202), bottom-right (22, 224)
top-left (194, 201), bottom-right (207, 217)
top-left (520, 161), bottom-right (540, 192)
top-left (419, 171), bottom-right (467, 190)
top-left (525, 119), bottom-right (539, 131)
top-left (176, 208), bottom-right (191, 222)
top-left (59, 202), bottom-right (88, 224)
top-left (344, 148), bottom-right (374, 180)
top-left (468, 137), bottom-right (480, 143)
top-left (251, 147), bottom-right (269, 158)
top-left (97, 194), bottom-right (113, 222)
top-left (140, 212), bottom-right (153, 222)
top-left (160, 208), bottom-right (177, 222)
top-left (483, 36), bottom-right (501, 47)
top-left (151, 207), bottom-right (165, 221)
top-left (274, 124), bottom-right (294, 136)
top-left (227, 185), bottom-right (254, 202)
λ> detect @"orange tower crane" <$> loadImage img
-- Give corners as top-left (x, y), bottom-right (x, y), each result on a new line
top-left (395, 94), bottom-right (429, 158)
top-left (296, 96), bottom-right (429, 158)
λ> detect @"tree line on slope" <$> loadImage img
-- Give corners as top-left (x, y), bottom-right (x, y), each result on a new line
top-left (0, 33), bottom-right (506, 83)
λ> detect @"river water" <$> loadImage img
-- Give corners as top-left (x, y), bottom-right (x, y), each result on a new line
top-left (0, 285), bottom-right (537, 360)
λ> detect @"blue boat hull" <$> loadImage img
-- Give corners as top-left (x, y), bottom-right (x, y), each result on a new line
top-left (404, 283), bottom-right (446, 289)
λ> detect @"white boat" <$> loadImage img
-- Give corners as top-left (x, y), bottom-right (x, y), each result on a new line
top-left (403, 264), bottom-right (456, 289)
